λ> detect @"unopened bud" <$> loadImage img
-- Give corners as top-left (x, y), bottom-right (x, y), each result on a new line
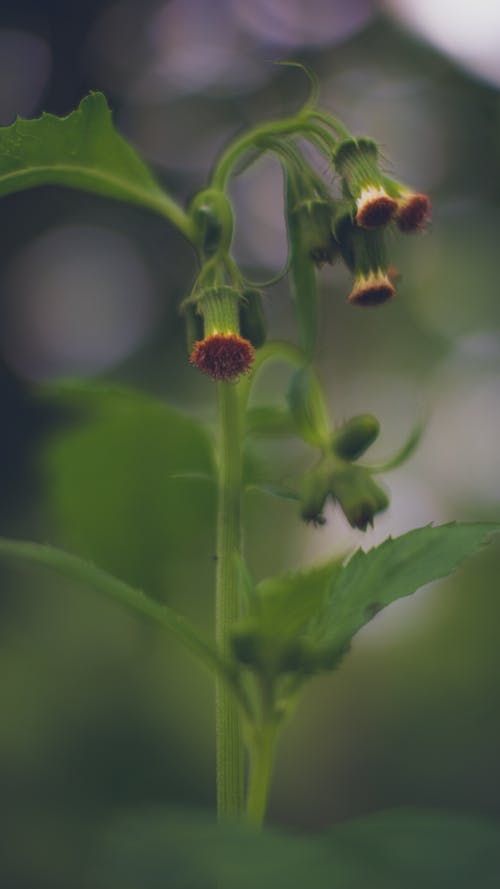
top-left (299, 457), bottom-right (333, 526)
top-left (332, 414), bottom-right (380, 460)
top-left (330, 465), bottom-right (389, 531)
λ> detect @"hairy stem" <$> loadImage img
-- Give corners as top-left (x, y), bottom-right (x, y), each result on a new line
top-left (215, 381), bottom-right (245, 818)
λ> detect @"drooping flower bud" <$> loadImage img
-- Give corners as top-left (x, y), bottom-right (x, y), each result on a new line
top-left (330, 465), bottom-right (389, 531)
top-left (332, 203), bottom-right (395, 307)
top-left (333, 138), bottom-right (397, 229)
top-left (332, 414), bottom-right (380, 460)
top-left (189, 286), bottom-right (254, 381)
top-left (299, 454), bottom-right (389, 530)
top-left (299, 456), bottom-right (333, 526)
top-left (381, 176), bottom-right (431, 233)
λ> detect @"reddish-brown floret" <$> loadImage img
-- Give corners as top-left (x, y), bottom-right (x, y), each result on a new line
top-left (190, 332), bottom-right (255, 381)
top-left (396, 193), bottom-right (431, 233)
top-left (348, 273), bottom-right (396, 307)
top-left (355, 187), bottom-right (398, 229)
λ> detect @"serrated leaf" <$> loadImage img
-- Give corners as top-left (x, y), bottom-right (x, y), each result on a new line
top-left (231, 558), bottom-right (344, 674)
top-left (92, 806), bottom-right (500, 889)
top-left (311, 522), bottom-right (500, 664)
top-left (43, 382), bottom-right (216, 594)
top-left (254, 559), bottom-right (343, 639)
top-left (0, 92), bottom-right (192, 237)
top-left (0, 538), bottom-right (226, 681)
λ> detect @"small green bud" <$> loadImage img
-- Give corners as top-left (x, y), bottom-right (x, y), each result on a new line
top-left (300, 456), bottom-right (389, 530)
top-left (330, 465), bottom-right (389, 531)
top-left (239, 289), bottom-right (267, 349)
top-left (333, 138), bottom-right (397, 229)
top-left (288, 367), bottom-right (330, 448)
top-left (332, 414), bottom-right (380, 460)
top-left (190, 188), bottom-right (234, 257)
top-left (299, 456), bottom-right (334, 526)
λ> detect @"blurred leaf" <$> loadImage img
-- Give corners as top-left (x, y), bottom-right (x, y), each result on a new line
top-left (43, 382), bottom-right (216, 594)
top-left (253, 560), bottom-right (343, 640)
top-left (0, 538), bottom-right (226, 679)
top-left (92, 805), bottom-right (500, 889)
top-left (0, 92), bottom-right (191, 235)
top-left (245, 406), bottom-right (296, 437)
top-left (311, 523), bottom-right (500, 665)
top-left (231, 558), bottom-right (343, 675)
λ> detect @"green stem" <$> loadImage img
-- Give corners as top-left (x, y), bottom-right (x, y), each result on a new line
top-left (215, 381), bottom-right (245, 818)
top-left (246, 723), bottom-right (279, 826)
top-left (211, 115), bottom-right (334, 191)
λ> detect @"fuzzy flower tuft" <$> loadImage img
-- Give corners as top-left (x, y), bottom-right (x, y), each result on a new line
top-left (355, 186), bottom-right (398, 229)
top-left (190, 332), bottom-right (254, 381)
top-left (395, 192), bottom-right (431, 233)
top-left (348, 271), bottom-right (395, 307)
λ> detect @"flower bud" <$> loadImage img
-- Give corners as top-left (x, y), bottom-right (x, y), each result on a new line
top-left (382, 176), bottom-right (431, 233)
top-left (189, 286), bottom-right (254, 381)
top-left (330, 465), bottom-right (389, 531)
top-left (299, 457), bottom-right (333, 526)
top-left (333, 138), bottom-right (397, 229)
top-left (299, 456), bottom-right (389, 530)
top-left (332, 414), bottom-right (380, 460)
top-left (333, 205), bottom-right (395, 307)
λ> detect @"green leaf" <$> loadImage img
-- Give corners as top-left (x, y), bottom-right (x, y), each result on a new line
top-left (92, 806), bottom-right (500, 889)
top-left (0, 92), bottom-right (192, 238)
top-left (43, 382), bottom-right (216, 594)
top-left (312, 522), bottom-right (500, 665)
top-left (0, 538), bottom-right (226, 682)
top-left (231, 558), bottom-right (343, 675)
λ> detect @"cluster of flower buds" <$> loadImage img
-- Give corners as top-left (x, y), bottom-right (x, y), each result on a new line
top-left (299, 415), bottom-right (389, 530)
top-left (288, 368), bottom-right (389, 530)
top-left (290, 137), bottom-right (430, 309)
top-left (330, 138), bottom-right (430, 307)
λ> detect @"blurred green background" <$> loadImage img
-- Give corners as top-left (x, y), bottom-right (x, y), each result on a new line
top-left (1, 0), bottom-right (500, 886)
